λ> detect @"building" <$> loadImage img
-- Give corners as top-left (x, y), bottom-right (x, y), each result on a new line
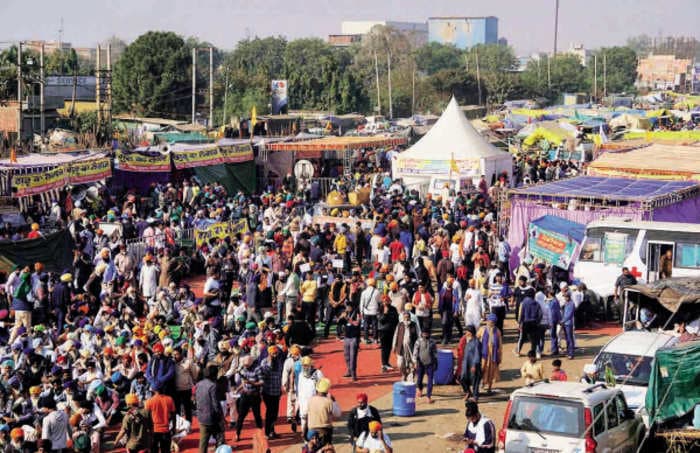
top-left (636, 55), bottom-right (692, 91)
top-left (567, 44), bottom-right (591, 66)
top-left (427, 16), bottom-right (498, 49)
top-left (329, 20), bottom-right (428, 47)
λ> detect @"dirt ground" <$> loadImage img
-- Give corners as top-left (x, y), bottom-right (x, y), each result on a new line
top-left (282, 316), bottom-right (618, 453)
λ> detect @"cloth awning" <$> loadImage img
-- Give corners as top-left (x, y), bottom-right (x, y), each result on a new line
top-left (588, 144), bottom-right (700, 181)
top-left (267, 135), bottom-right (407, 152)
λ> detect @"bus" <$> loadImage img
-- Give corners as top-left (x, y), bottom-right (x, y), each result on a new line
top-left (573, 218), bottom-right (700, 305)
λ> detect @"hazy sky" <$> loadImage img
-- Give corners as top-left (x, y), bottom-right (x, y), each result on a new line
top-left (2, 0), bottom-right (699, 54)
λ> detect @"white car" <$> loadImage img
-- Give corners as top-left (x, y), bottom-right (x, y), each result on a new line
top-left (591, 330), bottom-right (677, 425)
top-left (498, 381), bottom-right (645, 453)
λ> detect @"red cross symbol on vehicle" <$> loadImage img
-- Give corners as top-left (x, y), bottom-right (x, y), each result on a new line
top-left (630, 266), bottom-right (642, 279)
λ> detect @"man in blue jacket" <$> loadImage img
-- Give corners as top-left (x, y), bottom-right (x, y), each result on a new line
top-left (561, 293), bottom-right (576, 359)
top-left (519, 296), bottom-right (542, 358)
top-left (146, 342), bottom-right (176, 397)
top-left (548, 290), bottom-right (562, 356)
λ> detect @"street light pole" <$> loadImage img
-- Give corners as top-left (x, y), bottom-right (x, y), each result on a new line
top-left (17, 42), bottom-right (22, 147)
top-left (40, 43), bottom-right (45, 139)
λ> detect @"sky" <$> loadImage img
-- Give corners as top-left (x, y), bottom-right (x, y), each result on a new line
top-left (2, 0), bottom-right (699, 54)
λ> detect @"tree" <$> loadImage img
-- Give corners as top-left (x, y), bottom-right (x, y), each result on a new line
top-left (520, 54), bottom-right (586, 102)
top-left (413, 42), bottom-right (463, 75)
top-left (588, 46), bottom-right (638, 96)
top-left (626, 34), bottom-right (700, 60)
top-left (112, 31), bottom-right (191, 117)
top-left (0, 45), bottom-right (40, 100)
top-left (45, 49), bottom-right (79, 76)
top-left (428, 69), bottom-right (479, 106)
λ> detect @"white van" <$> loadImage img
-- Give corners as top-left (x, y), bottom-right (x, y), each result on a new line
top-left (573, 219), bottom-right (700, 301)
top-left (498, 381), bottom-right (645, 453)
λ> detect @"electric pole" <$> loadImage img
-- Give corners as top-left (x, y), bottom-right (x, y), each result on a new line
top-left (603, 53), bottom-right (607, 98)
top-left (593, 54), bottom-right (598, 103)
top-left (106, 44), bottom-right (112, 127)
top-left (96, 45), bottom-right (101, 132)
top-left (40, 43), bottom-right (45, 139)
top-left (17, 42), bottom-right (22, 147)
top-left (553, 0), bottom-right (560, 56)
top-left (191, 48), bottom-right (196, 124)
top-left (373, 50), bottom-right (381, 115)
top-left (209, 47), bottom-right (213, 128)
top-left (387, 52), bottom-right (393, 120)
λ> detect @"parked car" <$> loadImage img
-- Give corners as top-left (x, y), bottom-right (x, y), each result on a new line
top-left (591, 330), bottom-right (677, 426)
top-left (498, 381), bottom-right (645, 453)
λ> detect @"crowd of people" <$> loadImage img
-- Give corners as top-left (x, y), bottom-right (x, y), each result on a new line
top-left (0, 164), bottom-right (597, 453)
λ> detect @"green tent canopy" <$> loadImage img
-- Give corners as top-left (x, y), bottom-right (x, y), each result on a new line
top-left (646, 340), bottom-right (700, 425)
top-left (194, 161), bottom-right (256, 194)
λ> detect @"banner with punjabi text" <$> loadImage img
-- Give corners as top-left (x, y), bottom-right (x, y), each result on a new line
top-left (116, 150), bottom-right (171, 172)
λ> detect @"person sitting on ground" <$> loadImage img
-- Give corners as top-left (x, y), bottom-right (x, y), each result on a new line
top-left (549, 359), bottom-right (567, 381)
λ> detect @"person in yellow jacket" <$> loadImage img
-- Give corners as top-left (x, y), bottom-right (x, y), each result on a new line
top-left (300, 272), bottom-right (319, 330)
top-left (334, 226), bottom-right (350, 271)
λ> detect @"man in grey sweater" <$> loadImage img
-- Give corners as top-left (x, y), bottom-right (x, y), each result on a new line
top-left (195, 364), bottom-right (224, 453)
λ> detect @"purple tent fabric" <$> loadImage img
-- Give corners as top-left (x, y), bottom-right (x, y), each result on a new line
top-left (513, 177), bottom-right (697, 201)
top-left (111, 169), bottom-right (170, 194)
top-left (653, 196), bottom-right (700, 223)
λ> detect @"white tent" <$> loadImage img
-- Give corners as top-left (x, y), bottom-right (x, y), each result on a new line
top-left (392, 96), bottom-right (512, 186)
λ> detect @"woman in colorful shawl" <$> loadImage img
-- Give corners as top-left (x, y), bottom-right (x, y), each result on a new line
top-left (455, 325), bottom-right (482, 401)
top-left (478, 314), bottom-right (502, 394)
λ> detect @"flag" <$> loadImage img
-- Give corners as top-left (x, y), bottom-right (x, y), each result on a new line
top-left (250, 105), bottom-right (257, 137)
top-left (9, 147), bottom-right (16, 163)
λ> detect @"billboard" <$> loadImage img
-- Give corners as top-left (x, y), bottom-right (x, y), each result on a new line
top-left (271, 80), bottom-right (288, 114)
top-left (528, 221), bottom-right (581, 269)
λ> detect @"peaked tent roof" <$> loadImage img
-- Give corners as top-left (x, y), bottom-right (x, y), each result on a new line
top-left (399, 96), bottom-right (510, 161)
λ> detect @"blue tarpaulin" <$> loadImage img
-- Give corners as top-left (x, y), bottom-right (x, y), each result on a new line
top-left (530, 215), bottom-right (585, 243)
top-left (513, 176), bottom-right (698, 202)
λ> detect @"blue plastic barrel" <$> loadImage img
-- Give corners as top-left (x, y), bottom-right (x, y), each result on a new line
top-left (434, 349), bottom-right (454, 385)
top-left (392, 381), bottom-right (416, 416)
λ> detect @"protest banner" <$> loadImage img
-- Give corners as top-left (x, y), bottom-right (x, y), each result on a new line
top-left (116, 150), bottom-right (171, 172)
top-left (194, 219), bottom-right (249, 247)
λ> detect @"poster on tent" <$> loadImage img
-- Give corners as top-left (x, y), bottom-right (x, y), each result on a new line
top-left (527, 221), bottom-right (580, 269)
top-left (395, 158), bottom-right (480, 176)
top-left (603, 232), bottom-right (628, 264)
top-left (171, 146), bottom-right (224, 169)
top-left (271, 80), bottom-right (288, 114)
top-left (13, 165), bottom-right (68, 198)
top-left (194, 219), bottom-right (249, 247)
top-left (116, 150), bottom-right (171, 172)
top-left (219, 144), bottom-right (254, 164)
top-left (68, 157), bottom-right (112, 184)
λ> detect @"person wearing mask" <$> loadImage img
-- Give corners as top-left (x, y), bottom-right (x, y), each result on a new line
top-left (355, 421), bottom-right (392, 453)
top-left (377, 295), bottom-right (399, 373)
top-left (260, 345), bottom-right (285, 440)
top-left (347, 393), bottom-right (381, 450)
top-left (456, 325), bottom-right (482, 401)
top-left (307, 378), bottom-right (342, 447)
top-left (173, 347), bottom-right (198, 423)
top-left (463, 400), bottom-right (496, 453)
top-left (145, 384), bottom-right (176, 453)
top-left (196, 364), bottom-right (225, 452)
top-left (114, 394), bottom-right (152, 453)
top-left (234, 355), bottom-right (264, 442)
top-left (360, 278), bottom-right (380, 344)
top-left (413, 329), bottom-right (437, 404)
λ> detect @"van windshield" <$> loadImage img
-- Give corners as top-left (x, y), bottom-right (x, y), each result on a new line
top-left (594, 352), bottom-right (653, 386)
top-left (508, 396), bottom-right (584, 437)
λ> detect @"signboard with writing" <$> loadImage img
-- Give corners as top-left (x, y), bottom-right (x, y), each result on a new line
top-left (603, 232), bottom-right (628, 265)
top-left (528, 222), bottom-right (579, 269)
top-left (395, 158), bottom-right (480, 176)
top-left (271, 80), bottom-right (288, 114)
top-left (219, 144), bottom-right (254, 164)
top-left (194, 219), bottom-right (249, 247)
top-left (68, 157), bottom-right (112, 184)
top-left (312, 215), bottom-right (375, 232)
top-left (13, 165), bottom-right (67, 197)
top-left (171, 146), bottom-right (223, 169)
top-left (116, 150), bottom-right (171, 172)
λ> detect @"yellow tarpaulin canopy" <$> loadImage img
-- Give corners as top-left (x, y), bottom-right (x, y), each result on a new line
top-left (522, 124), bottom-right (572, 147)
top-left (57, 100), bottom-right (98, 117)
